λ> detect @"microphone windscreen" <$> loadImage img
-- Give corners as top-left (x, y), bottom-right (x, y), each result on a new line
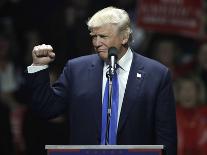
top-left (108, 47), bottom-right (118, 58)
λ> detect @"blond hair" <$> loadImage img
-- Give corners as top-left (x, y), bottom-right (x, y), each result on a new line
top-left (87, 6), bottom-right (132, 42)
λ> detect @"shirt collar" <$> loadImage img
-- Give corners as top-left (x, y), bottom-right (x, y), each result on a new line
top-left (117, 48), bottom-right (133, 72)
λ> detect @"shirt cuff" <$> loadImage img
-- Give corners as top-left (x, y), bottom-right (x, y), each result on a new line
top-left (27, 65), bottom-right (48, 73)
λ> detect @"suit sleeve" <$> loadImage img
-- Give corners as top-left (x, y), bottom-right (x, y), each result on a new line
top-left (25, 62), bottom-right (71, 119)
top-left (155, 69), bottom-right (177, 155)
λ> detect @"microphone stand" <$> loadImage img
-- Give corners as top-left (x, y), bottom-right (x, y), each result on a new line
top-left (105, 65), bottom-right (116, 145)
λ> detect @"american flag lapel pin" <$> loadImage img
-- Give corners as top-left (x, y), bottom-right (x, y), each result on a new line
top-left (137, 73), bottom-right (142, 78)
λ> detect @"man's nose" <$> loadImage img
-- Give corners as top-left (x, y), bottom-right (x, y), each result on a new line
top-left (94, 37), bottom-right (102, 47)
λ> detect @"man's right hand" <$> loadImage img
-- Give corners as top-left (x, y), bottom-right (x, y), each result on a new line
top-left (32, 44), bottom-right (55, 66)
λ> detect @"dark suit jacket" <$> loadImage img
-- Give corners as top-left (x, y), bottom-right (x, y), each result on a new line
top-left (26, 52), bottom-right (177, 155)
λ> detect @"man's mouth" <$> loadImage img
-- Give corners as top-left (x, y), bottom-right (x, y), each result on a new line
top-left (97, 50), bottom-right (107, 53)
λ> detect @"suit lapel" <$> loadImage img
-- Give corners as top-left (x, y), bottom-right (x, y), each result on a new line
top-left (117, 53), bottom-right (145, 133)
top-left (88, 55), bottom-right (104, 141)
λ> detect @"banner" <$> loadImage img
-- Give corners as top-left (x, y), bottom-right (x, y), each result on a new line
top-left (137, 0), bottom-right (205, 38)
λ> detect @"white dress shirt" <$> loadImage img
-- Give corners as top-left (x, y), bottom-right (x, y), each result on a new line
top-left (102, 48), bottom-right (133, 125)
top-left (27, 64), bottom-right (48, 73)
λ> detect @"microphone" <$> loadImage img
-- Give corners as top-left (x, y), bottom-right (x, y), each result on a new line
top-left (105, 47), bottom-right (118, 144)
top-left (108, 47), bottom-right (118, 77)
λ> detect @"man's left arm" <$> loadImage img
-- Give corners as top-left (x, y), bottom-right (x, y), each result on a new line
top-left (155, 69), bottom-right (177, 155)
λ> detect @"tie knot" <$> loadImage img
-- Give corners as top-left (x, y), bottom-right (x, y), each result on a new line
top-left (106, 64), bottom-right (118, 79)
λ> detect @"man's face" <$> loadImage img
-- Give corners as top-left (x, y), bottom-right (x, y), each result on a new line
top-left (90, 24), bottom-right (126, 61)
top-left (178, 80), bottom-right (198, 108)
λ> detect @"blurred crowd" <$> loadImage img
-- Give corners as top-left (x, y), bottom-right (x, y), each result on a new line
top-left (0, 0), bottom-right (207, 155)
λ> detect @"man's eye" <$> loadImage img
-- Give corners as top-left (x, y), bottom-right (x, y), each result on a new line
top-left (100, 35), bottom-right (108, 38)
top-left (91, 36), bottom-right (97, 40)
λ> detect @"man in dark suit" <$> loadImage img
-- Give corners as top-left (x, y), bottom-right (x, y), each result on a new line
top-left (26, 6), bottom-right (177, 155)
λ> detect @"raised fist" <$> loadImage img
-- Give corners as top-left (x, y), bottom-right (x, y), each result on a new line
top-left (32, 44), bottom-right (55, 66)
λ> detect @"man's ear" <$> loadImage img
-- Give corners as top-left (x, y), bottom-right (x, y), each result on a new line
top-left (121, 32), bottom-right (129, 45)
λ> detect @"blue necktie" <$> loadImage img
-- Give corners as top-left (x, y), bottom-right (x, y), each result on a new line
top-left (101, 71), bottom-right (119, 144)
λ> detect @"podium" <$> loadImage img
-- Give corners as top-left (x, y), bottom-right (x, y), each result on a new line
top-left (46, 145), bottom-right (165, 155)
